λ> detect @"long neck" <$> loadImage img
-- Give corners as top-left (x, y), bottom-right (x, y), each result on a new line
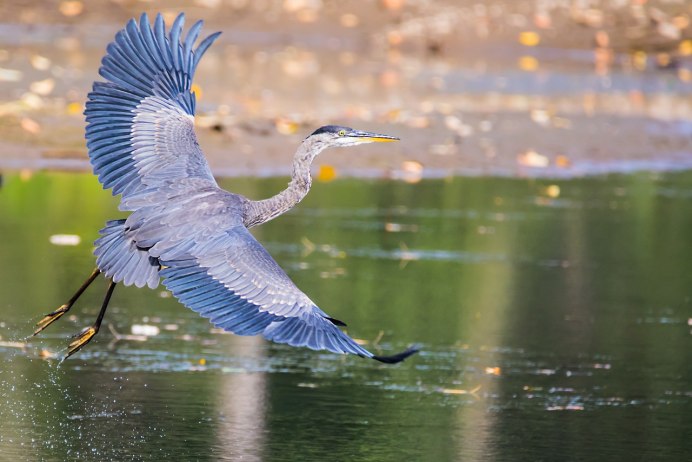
top-left (244, 138), bottom-right (323, 228)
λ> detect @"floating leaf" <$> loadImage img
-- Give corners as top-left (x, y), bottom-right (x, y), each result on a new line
top-left (191, 83), bottom-right (203, 99)
top-left (384, 222), bottom-right (419, 233)
top-left (59, 1), bottom-right (84, 17)
top-left (679, 40), bottom-right (692, 56)
top-left (317, 164), bottom-right (337, 182)
top-left (530, 109), bottom-right (550, 126)
top-left (518, 31), bottom-right (540, 47)
top-left (67, 102), bottom-right (82, 115)
top-left (555, 155), bottom-right (571, 168)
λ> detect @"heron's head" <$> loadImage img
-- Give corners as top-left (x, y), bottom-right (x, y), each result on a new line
top-left (307, 125), bottom-right (399, 149)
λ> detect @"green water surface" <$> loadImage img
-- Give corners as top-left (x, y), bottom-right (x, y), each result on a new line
top-left (0, 171), bottom-right (690, 461)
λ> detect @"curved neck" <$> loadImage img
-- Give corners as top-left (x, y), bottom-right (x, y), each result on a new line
top-left (244, 138), bottom-right (324, 228)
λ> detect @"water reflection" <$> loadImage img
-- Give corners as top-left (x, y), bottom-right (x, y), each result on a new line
top-left (216, 337), bottom-right (267, 462)
top-left (0, 171), bottom-right (690, 460)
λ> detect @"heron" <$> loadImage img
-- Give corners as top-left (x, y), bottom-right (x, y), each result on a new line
top-left (32, 13), bottom-right (418, 364)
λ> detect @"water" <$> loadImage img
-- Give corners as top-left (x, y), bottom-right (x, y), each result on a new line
top-left (0, 171), bottom-right (690, 461)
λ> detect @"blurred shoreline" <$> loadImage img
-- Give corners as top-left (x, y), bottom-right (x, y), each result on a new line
top-left (0, 0), bottom-right (691, 180)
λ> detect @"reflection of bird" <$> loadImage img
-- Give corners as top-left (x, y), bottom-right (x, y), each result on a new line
top-left (33, 13), bottom-right (418, 364)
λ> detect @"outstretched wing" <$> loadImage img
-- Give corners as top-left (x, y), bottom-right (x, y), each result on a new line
top-left (84, 13), bottom-right (221, 203)
top-left (155, 223), bottom-right (417, 363)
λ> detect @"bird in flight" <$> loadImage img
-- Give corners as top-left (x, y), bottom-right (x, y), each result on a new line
top-left (33, 13), bottom-right (418, 364)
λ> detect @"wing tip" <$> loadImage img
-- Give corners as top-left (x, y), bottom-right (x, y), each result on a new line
top-left (371, 344), bottom-right (420, 364)
top-left (325, 316), bottom-right (347, 327)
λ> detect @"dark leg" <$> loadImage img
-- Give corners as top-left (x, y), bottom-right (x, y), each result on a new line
top-left (64, 279), bottom-right (117, 359)
top-left (33, 268), bottom-right (101, 336)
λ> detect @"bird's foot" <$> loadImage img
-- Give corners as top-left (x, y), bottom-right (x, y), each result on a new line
top-left (65, 325), bottom-right (99, 359)
top-left (33, 304), bottom-right (70, 336)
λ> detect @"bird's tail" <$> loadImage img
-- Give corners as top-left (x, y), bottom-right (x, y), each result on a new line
top-left (94, 219), bottom-right (160, 288)
top-left (372, 345), bottom-right (420, 364)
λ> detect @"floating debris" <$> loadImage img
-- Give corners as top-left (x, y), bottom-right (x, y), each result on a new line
top-left (30, 55), bottom-right (52, 71)
top-left (130, 324), bottom-right (160, 337)
top-left (275, 117), bottom-right (300, 135)
top-left (544, 185), bottom-right (560, 198)
top-left (300, 236), bottom-right (315, 257)
top-left (0, 68), bottom-right (22, 82)
top-left (440, 385), bottom-right (481, 395)
top-left (0, 340), bottom-right (27, 350)
top-left (384, 222), bottom-right (419, 233)
top-left (49, 234), bottom-right (81, 246)
top-left (39, 349), bottom-right (55, 359)
top-left (392, 160), bottom-right (424, 183)
top-left (30, 78), bottom-right (55, 96)
top-left (518, 150), bottom-right (549, 168)
top-left (297, 382), bottom-right (318, 388)
top-left (546, 404), bottom-right (585, 411)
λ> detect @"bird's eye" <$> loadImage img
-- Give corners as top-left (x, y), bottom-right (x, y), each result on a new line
top-left (338, 130), bottom-right (346, 137)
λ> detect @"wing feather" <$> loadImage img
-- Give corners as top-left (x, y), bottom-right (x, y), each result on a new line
top-left (154, 225), bottom-right (382, 359)
top-left (85, 12), bottom-right (221, 204)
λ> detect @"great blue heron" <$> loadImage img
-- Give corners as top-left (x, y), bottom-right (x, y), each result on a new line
top-left (32, 13), bottom-right (418, 364)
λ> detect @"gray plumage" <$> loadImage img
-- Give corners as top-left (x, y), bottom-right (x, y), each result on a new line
top-left (43, 13), bottom-right (417, 364)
